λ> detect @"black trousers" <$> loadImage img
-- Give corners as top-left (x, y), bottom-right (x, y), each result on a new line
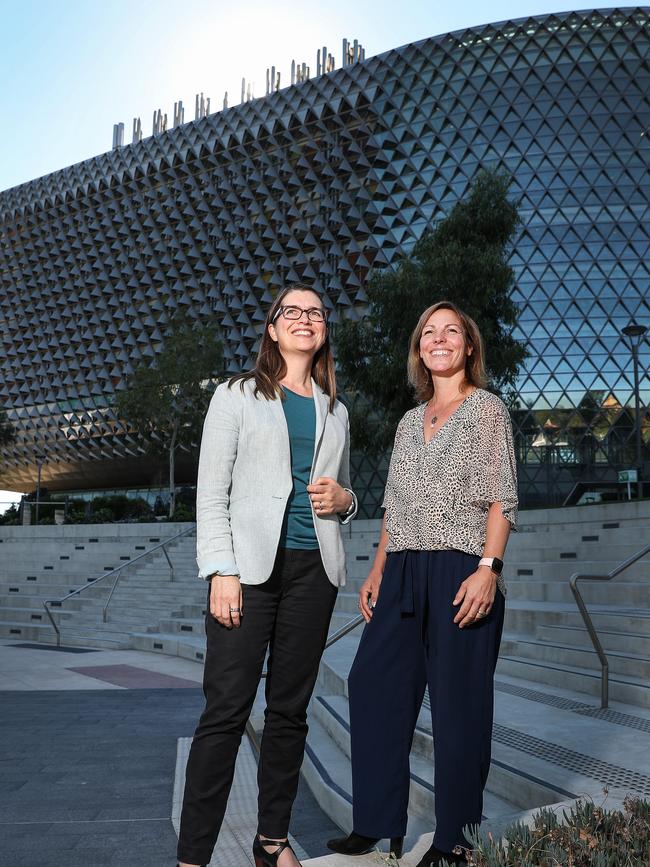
top-left (177, 548), bottom-right (337, 866)
top-left (348, 550), bottom-right (504, 853)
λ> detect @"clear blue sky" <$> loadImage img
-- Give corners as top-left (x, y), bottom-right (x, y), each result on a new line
top-left (0, 0), bottom-right (588, 193)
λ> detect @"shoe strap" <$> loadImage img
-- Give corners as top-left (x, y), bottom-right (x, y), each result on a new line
top-left (259, 837), bottom-right (290, 854)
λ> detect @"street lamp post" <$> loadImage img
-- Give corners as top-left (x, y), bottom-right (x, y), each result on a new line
top-left (622, 322), bottom-right (648, 499)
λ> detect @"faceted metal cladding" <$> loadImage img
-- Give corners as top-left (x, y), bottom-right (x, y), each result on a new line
top-left (0, 8), bottom-right (648, 510)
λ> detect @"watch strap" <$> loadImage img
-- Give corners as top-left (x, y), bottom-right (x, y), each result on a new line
top-left (479, 556), bottom-right (503, 575)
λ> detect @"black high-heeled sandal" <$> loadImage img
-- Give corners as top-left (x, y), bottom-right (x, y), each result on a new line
top-left (415, 843), bottom-right (467, 866)
top-left (327, 831), bottom-right (404, 858)
top-left (253, 834), bottom-right (301, 867)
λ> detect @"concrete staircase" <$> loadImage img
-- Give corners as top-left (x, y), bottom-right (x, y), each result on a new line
top-left (301, 501), bottom-right (650, 837)
top-left (0, 523), bottom-right (202, 654)
top-left (2, 502), bottom-right (649, 843)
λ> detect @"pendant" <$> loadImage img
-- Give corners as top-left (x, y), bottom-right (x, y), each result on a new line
top-left (430, 415), bottom-right (438, 427)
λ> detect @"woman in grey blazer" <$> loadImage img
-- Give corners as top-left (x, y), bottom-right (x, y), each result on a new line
top-left (177, 284), bottom-right (357, 867)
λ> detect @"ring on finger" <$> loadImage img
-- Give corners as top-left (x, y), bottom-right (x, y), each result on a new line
top-left (476, 609), bottom-right (487, 618)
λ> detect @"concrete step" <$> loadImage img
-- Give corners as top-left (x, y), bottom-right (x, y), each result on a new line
top-left (175, 603), bottom-right (208, 618)
top-left (508, 526), bottom-right (650, 545)
top-left (495, 654), bottom-right (650, 708)
top-left (131, 630), bottom-right (206, 662)
top-left (0, 621), bottom-right (58, 642)
top-left (500, 635), bottom-right (650, 681)
top-left (0, 581), bottom-right (110, 597)
top-left (0, 594), bottom-right (85, 610)
top-left (58, 622), bottom-right (133, 640)
top-left (112, 577), bottom-right (203, 591)
top-left (312, 693), bottom-right (570, 815)
top-left (153, 618), bottom-right (205, 635)
top-left (301, 712), bottom-right (357, 835)
top-left (506, 580), bottom-right (648, 605)
top-left (0, 618), bottom-right (132, 651)
top-left (317, 635), bottom-right (359, 698)
top-left (503, 601), bottom-right (650, 635)
top-left (328, 611), bottom-right (362, 634)
top-left (504, 560), bottom-right (649, 583)
top-left (50, 634), bottom-right (130, 650)
top-left (305, 700), bottom-right (526, 842)
top-left (0, 606), bottom-right (57, 624)
top-left (535, 623), bottom-right (650, 655)
top-left (319, 621), bottom-right (650, 710)
top-left (341, 553), bottom-right (650, 582)
top-left (333, 592), bottom-right (361, 615)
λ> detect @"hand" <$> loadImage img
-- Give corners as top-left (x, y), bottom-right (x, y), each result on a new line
top-left (358, 568), bottom-right (383, 623)
top-left (307, 477), bottom-right (352, 517)
top-left (452, 567), bottom-right (496, 628)
top-left (210, 574), bottom-right (243, 628)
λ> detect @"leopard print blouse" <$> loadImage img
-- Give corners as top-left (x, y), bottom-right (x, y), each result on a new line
top-left (382, 388), bottom-right (518, 594)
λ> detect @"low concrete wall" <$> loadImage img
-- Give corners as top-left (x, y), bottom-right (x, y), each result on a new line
top-left (517, 499), bottom-right (650, 530)
top-left (0, 521), bottom-right (195, 543)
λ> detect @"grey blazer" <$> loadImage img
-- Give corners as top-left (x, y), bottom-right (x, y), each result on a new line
top-left (196, 378), bottom-right (357, 588)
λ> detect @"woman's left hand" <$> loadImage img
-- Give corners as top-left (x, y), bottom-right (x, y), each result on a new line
top-left (452, 567), bottom-right (497, 628)
top-left (307, 477), bottom-right (352, 517)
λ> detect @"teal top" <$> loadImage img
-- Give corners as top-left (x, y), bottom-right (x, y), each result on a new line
top-left (279, 387), bottom-right (319, 549)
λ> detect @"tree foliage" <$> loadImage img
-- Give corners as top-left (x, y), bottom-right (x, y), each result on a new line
top-left (336, 167), bottom-right (526, 452)
top-left (115, 313), bottom-right (223, 515)
top-left (0, 408), bottom-right (15, 448)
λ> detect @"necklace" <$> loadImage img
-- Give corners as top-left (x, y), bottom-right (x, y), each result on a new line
top-left (429, 391), bottom-right (463, 427)
top-left (429, 395), bottom-right (439, 427)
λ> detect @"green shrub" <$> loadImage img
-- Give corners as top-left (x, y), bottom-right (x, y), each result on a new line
top-left (0, 504), bottom-right (20, 525)
top-left (170, 502), bottom-right (195, 522)
top-left (90, 507), bottom-right (115, 524)
top-left (465, 796), bottom-right (649, 866)
top-left (64, 494), bottom-right (154, 524)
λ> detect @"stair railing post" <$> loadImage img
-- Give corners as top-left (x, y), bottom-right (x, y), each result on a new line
top-left (162, 543), bottom-right (174, 581)
top-left (103, 566), bottom-right (124, 622)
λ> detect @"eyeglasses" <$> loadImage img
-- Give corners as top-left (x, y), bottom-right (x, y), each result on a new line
top-left (273, 305), bottom-right (328, 323)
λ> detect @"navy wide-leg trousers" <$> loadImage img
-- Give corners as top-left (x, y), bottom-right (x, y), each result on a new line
top-left (348, 550), bottom-right (504, 852)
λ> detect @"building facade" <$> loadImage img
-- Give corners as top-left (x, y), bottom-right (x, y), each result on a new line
top-left (0, 7), bottom-right (648, 511)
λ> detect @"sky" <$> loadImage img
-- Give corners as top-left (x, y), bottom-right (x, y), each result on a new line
top-left (0, 0), bottom-right (586, 193)
top-left (0, 0), bottom-right (593, 506)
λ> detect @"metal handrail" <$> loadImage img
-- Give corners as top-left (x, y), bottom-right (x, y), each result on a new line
top-left (261, 613), bottom-right (365, 679)
top-left (43, 524), bottom-right (196, 646)
top-left (569, 541), bottom-right (650, 709)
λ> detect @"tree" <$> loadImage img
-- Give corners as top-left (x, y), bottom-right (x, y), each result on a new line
top-left (336, 167), bottom-right (526, 452)
top-left (0, 408), bottom-right (15, 448)
top-left (116, 313), bottom-right (223, 517)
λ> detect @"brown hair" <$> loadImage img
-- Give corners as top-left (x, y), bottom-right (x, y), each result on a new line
top-left (228, 283), bottom-right (337, 411)
top-left (407, 300), bottom-right (487, 402)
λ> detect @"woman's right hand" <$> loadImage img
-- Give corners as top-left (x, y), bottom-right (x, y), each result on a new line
top-left (358, 568), bottom-right (383, 622)
top-left (210, 575), bottom-right (243, 628)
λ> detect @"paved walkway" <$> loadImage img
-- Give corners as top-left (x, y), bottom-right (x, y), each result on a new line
top-left (0, 641), bottom-right (339, 867)
top-left (3, 640), bottom-right (650, 867)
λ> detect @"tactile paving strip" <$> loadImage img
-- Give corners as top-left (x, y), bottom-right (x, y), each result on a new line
top-left (495, 680), bottom-right (650, 734)
top-left (574, 706), bottom-right (650, 735)
top-left (495, 680), bottom-right (592, 711)
top-left (493, 723), bottom-right (650, 797)
top-left (422, 685), bottom-right (650, 794)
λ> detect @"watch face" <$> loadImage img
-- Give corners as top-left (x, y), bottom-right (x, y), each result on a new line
top-left (492, 557), bottom-right (504, 575)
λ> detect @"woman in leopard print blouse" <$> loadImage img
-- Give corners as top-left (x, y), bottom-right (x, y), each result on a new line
top-left (327, 301), bottom-right (518, 867)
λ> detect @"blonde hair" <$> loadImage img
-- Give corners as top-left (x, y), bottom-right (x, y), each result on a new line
top-left (407, 301), bottom-right (487, 402)
top-left (228, 284), bottom-right (337, 411)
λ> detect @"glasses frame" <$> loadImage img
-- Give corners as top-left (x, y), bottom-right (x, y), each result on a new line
top-left (273, 305), bottom-right (328, 324)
